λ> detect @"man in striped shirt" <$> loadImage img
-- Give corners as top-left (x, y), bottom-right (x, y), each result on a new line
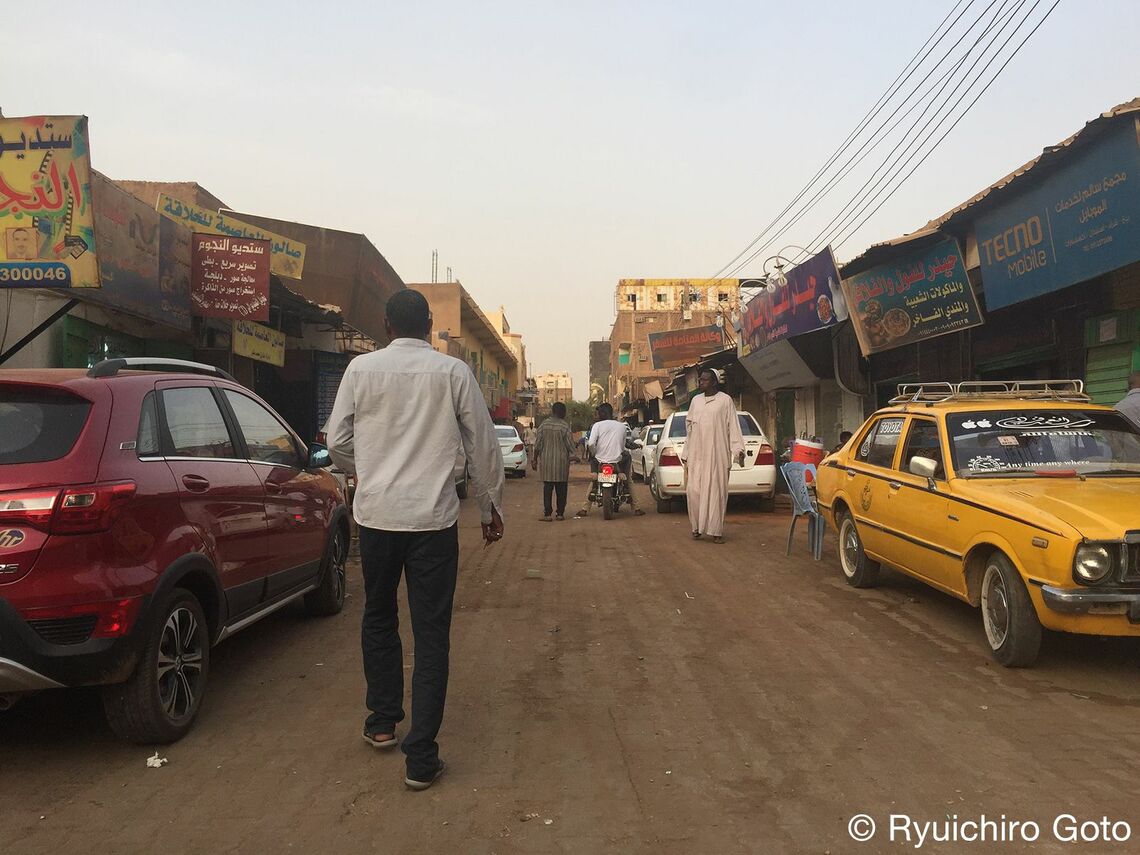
top-left (532, 401), bottom-right (578, 520)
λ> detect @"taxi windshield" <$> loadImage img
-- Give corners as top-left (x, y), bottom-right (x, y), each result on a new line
top-left (947, 409), bottom-right (1140, 477)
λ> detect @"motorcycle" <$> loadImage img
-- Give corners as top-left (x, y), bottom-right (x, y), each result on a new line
top-left (592, 459), bottom-right (633, 520)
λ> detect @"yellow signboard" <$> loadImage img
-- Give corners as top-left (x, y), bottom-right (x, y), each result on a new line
top-left (232, 318), bottom-right (286, 366)
top-left (157, 194), bottom-right (305, 280)
top-left (0, 115), bottom-right (99, 288)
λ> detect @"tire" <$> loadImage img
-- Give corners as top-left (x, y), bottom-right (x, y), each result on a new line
top-left (981, 552), bottom-right (1042, 667)
top-left (837, 511), bottom-right (880, 588)
top-left (651, 472), bottom-right (672, 514)
top-left (601, 485), bottom-right (615, 520)
top-left (102, 588), bottom-right (210, 744)
top-left (305, 522), bottom-right (349, 617)
top-left (456, 468), bottom-right (469, 500)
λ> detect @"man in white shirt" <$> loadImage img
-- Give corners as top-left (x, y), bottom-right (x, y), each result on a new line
top-left (1115, 371), bottom-right (1140, 429)
top-left (574, 402), bottom-right (644, 516)
top-left (327, 289), bottom-right (504, 791)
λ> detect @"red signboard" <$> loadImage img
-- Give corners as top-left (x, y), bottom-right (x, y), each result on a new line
top-left (190, 234), bottom-right (270, 320)
top-left (647, 324), bottom-right (725, 369)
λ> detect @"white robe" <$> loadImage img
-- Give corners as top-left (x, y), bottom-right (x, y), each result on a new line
top-left (680, 391), bottom-right (745, 537)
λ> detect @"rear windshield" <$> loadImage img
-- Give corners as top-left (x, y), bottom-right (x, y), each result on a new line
top-left (495, 427), bottom-right (519, 440)
top-left (0, 387), bottom-right (92, 464)
top-left (738, 414), bottom-right (762, 437)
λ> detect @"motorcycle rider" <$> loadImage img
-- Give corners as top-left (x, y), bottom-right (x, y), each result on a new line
top-left (575, 403), bottom-right (645, 517)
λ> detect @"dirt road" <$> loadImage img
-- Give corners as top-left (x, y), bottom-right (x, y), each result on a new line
top-left (3, 466), bottom-right (1140, 854)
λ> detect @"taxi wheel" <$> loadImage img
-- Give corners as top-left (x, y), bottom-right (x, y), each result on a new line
top-left (837, 511), bottom-right (879, 588)
top-left (981, 552), bottom-right (1042, 667)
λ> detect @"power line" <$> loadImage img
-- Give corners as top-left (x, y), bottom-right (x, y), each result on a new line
top-left (829, 0), bottom-right (1062, 254)
top-left (708, 0), bottom-right (982, 280)
top-left (717, 0), bottom-right (1016, 279)
top-left (799, 0), bottom-right (1034, 258)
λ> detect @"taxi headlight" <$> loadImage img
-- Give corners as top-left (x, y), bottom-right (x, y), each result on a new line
top-left (1073, 543), bottom-right (1114, 584)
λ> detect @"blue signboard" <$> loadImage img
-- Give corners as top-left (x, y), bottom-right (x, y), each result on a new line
top-left (977, 118), bottom-right (1140, 310)
top-left (840, 236), bottom-right (983, 356)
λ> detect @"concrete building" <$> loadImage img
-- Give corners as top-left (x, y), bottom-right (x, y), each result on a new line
top-left (535, 371), bottom-right (574, 410)
top-left (609, 279), bottom-right (739, 419)
top-left (588, 339), bottom-right (610, 405)
top-left (411, 282), bottom-right (519, 419)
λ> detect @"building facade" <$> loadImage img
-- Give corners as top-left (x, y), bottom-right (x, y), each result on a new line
top-left (411, 282), bottom-right (519, 418)
top-left (535, 371), bottom-right (573, 410)
top-left (588, 339), bottom-right (610, 405)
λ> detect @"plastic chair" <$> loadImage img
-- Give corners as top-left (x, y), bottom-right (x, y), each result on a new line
top-left (781, 462), bottom-right (824, 560)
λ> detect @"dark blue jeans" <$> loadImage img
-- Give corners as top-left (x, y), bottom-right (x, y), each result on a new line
top-left (359, 524), bottom-right (458, 778)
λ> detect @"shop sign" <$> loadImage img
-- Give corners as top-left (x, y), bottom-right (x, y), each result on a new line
top-left (158, 194), bottom-right (305, 279)
top-left (739, 338), bottom-right (819, 391)
top-left (977, 118), bottom-right (1140, 310)
top-left (85, 173), bottom-right (191, 330)
top-left (191, 234), bottom-right (270, 321)
top-left (740, 247), bottom-right (844, 355)
top-left (839, 236), bottom-right (983, 356)
top-left (647, 324), bottom-right (725, 369)
top-left (232, 319), bottom-right (285, 367)
top-left (0, 115), bottom-right (99, 288)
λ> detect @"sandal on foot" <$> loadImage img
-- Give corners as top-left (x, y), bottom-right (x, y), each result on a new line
top-left (633, 508), bottom-right (646, 516)
top-left (712, 536), bottom-right (725, 544)
top-left (574, 510), bottom-right (588, 518)
top-left (692, 531), bottom-right (701, 539)
top-left (539, 515), bottom-right (552, 522)
top-left (363, 731), bottom-right (398, 749)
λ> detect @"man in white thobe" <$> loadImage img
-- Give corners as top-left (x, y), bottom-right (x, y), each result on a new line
top-left (681, 369), bottom-right (745, 543)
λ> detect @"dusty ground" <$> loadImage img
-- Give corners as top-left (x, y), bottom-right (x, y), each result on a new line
top-left (3, 465), bottom-right (1140, 854)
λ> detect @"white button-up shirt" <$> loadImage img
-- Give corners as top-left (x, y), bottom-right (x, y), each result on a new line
top-left (588, 420), bottom-right (630, 464)
top-left (326, 338), bottom-right (504, 531)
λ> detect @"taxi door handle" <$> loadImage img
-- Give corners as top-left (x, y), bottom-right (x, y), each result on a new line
top-left (888, 481), bottom-right (902, 491)
top-left (846, 470), bottom-right (856, 479)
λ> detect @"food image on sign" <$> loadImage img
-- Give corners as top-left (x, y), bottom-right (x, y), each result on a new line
top-left (882, 308), bottom-right (912, 339)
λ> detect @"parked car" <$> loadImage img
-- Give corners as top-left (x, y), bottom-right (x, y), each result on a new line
top-left (635, 424), bottom-right (664, 482)
top-left (814, 380), bottom-right (1140, 667)
top-left (649, 409), bottom-right (776, 512)
top-left (0, 358), bottom-right (350, 743)
top-left (316, 423), bottom-right (355, 507)
top-left (496, 425), bottom-right (527, 477)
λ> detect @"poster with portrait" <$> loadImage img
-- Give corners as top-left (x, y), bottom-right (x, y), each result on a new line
top-left (0, 115), bottom-right (99, 288)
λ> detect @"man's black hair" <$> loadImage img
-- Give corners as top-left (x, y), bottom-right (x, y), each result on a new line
top-left (598, 403), bottom-right (614, 419)
top-left (839, 430), bottom-right (853, 442)
top-left (386, 289), bottom-right (431, 337)
top-left (552, 401), bottom-right (567, 418)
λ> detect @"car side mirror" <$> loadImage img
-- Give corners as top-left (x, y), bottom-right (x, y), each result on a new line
top-left (308, 443), bottom-right (333, 469)
top-left (910, 455), bottom-right (938, 488)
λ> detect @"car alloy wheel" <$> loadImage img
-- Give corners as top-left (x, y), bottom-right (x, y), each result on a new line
top-left (981, 563), bottom-right (1010, 650)
top-left (157, 605), bottom-right (206, 722)
top-left (979, 551), bottom-right (1042, 667)
top-left (836, 511), bottom-right (879, 588)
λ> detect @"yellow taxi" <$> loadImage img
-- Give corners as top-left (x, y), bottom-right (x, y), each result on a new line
top-left (814, 380), bottom-right (1140, 667)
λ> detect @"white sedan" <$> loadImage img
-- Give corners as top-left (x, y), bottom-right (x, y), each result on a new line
top-left (496, 425), bottom-right (528, 478)
top-left (649, 409), bottom-right (776, 512)
top-left (635, 424), bottom-right (664, 482)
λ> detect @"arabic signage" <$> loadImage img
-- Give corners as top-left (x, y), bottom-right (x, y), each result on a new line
top-left (839, 236), bottom-right (982, 356)
top-left (647, 324), bottom-right (725, 369)
top-left (977, 118), bottom-right (1140, 310)
top-left (87, 173), bottom-right (191, 330)
top-left (739, 247), bottom-right (844, 356)
top-left (158, 194), bottom-right (305, 279)
top-left (191, 234), bottom-right (270, 321)
top-left (233, 319), bottom-right (285, 366)
top-left (739, 338), bottom-right (820, 391)
top-left (0, 115), bottom-right (98, 288)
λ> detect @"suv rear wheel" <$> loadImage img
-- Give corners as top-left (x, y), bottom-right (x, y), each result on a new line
top-left (102, 588), bottom-right (209, 744)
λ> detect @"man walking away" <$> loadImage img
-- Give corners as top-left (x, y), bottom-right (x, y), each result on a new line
top-left (682, 369), bottom-right (745, 544)
top-left (532, 402), bottom-right (578, 521)
top-left (327, 289), bottom-right (505, 791)
top-left (575, 403), bottom-right (644, 517)
top-left (1115, 371), bottom-right (1140, 429)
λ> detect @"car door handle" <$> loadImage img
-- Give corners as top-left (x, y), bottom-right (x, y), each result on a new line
top-left (265, 482), bottom-right (283, 494)
top-left (846, 470), bottom-right (856, 479)
top-left (888, 481), bottom-right (902, 491)
top-left (182, 474), bottom-right (210, 493)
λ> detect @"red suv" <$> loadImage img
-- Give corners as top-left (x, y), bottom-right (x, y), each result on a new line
top-left (0, 358), bottom-right (350, 743)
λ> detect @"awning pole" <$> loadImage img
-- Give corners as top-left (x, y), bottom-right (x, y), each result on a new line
top-left (0, 298), bottom-right (79, 365)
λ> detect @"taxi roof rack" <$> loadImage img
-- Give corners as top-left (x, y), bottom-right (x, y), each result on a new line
top-left (889, 380), bottom-right (1090, 405)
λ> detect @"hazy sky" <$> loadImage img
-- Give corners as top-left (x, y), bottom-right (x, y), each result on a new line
top-left (3, 1), bottom-right (1137, 397)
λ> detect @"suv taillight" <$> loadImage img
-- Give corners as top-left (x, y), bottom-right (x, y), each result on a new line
top-left (53, 482), bottom-right (137, 534)
top-left (0, 489), bottom-right (59, 531)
